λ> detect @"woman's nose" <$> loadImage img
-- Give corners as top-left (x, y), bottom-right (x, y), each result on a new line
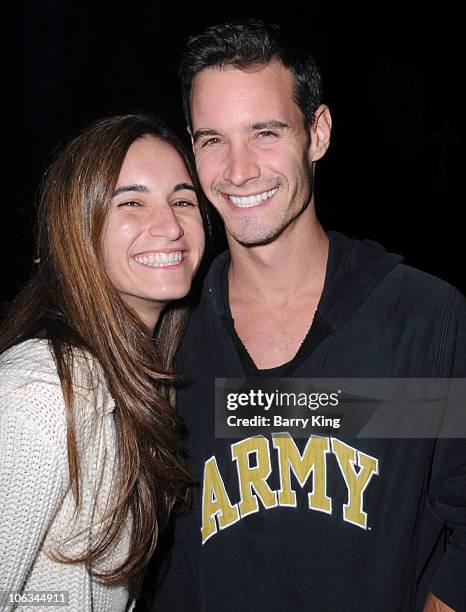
top-left (148, 205), bottom-right (184, 241)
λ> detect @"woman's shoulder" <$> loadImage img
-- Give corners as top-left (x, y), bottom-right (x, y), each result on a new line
top-left (0, 337), bottom-right (56, 372)
top-left (0, 339), bottom-right (60, 396)
top-left (0, 339), bottom-right (115, 424)
top-left (0, 339), bottom-right (69, 455)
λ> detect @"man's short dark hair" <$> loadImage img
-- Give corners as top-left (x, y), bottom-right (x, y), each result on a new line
top-left (180, 19), bottom-right (323, 133)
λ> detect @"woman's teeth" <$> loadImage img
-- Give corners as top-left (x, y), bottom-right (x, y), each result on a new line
top-left (228, 187), bottom-right (278, 208)
top-left (134, 251), bottom-right (183, 267)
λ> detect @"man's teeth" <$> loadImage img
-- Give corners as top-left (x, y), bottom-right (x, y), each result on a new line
top-left (228, 187), bottom-right (278, 208)
top-left (134, 251), bottom-right (183, 267)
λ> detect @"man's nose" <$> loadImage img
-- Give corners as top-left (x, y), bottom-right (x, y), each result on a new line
top-left (148, 204), bottom-right (184, 241)
top-left (223, 142), bottom-right (260, 186)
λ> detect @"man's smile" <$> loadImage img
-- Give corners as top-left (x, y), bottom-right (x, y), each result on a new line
top-left (224, 187), bottom-right (279, 209)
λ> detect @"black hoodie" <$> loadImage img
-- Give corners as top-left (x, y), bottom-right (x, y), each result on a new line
top-left (150, 231), bottom-right (466, 612)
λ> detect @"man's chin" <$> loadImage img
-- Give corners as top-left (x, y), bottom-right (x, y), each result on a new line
top-left (227, 227), bottom-right (281, 248)
top-left (226, 215), bottom-right (302, 248)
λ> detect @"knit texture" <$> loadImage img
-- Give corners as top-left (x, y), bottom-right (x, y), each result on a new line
top-left (0, 339), bottom-right (135, 611)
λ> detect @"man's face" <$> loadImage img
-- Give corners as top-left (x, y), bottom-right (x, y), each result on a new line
top-left (190, 61), bottom-right (328, 247)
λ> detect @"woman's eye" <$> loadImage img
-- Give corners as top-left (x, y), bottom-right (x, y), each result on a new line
top-left (117, 200), bottom-right (140, 208)
top-left (172, 200), bottom-right (195, 208)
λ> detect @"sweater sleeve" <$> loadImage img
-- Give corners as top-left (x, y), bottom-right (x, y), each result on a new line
top-left (0, 383), bottom-right (68, 606)
top-left (428, 288), bottom-right (466, 611)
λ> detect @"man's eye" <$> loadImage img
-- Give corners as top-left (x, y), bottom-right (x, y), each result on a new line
top-left (257, 131), bottom-right (277, 139)
top-left (202, 137), bottom-right (222, 147)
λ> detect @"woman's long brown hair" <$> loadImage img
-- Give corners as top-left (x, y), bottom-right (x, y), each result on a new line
top-left (0, 115), bottom-right (209, 587)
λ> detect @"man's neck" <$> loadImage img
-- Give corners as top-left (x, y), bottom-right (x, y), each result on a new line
top-left (228, 213), bottom-right (329, 307)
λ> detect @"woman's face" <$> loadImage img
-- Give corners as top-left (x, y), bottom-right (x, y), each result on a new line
top-left (102, 135), bottom-right (205, 328)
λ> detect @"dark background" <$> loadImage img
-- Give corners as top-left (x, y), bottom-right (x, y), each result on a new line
top-left (8, 2), bottom-right (464, 309)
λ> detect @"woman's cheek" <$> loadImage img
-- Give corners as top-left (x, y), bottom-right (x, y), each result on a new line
top-left (120, 218), bottom-right (140, 238)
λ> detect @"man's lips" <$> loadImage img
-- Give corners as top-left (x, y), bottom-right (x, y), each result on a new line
top-left (222, 187), bottom-right (279, 209)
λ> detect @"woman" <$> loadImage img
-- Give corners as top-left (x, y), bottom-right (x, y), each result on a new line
top-left (0, 115), bottom-right (206, 610)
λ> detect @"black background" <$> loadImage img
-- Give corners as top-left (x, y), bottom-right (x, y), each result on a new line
top-left (8, 2), bottom-right (464, 308)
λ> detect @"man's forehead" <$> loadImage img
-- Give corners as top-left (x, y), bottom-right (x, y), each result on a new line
top-left (190, 61), bottom-right (299, 128)
top-left (192, 61), bottom-right (293, 95)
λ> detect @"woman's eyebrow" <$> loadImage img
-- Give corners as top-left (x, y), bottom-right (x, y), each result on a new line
top-left (113, 183), bottom-right (196, 197)
top-left (112, 184), bottom-right (149, 197)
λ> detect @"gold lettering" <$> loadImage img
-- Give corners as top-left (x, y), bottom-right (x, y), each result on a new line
top-left (231, 436), bottom-right (278, 517)
top-left (331, 438), bottom-right (378, 529)
top-left (273, 433), bottom-right (332, 513)
top-left (201, 456), bottom-right (240, 544)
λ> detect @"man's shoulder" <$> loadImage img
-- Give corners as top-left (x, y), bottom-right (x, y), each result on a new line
top-left (387, 262), bottom-right (463, 301)
top-left (370, 262), bottom-right (466, 331)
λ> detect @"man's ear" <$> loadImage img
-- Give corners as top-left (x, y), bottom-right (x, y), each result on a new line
top-left (308, 104), bottom-right (332, 163)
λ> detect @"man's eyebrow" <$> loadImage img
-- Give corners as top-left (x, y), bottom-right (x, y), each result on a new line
top-left (249, 120), bottom-right (292, 130)
top-left (112, 184), bottom-right (149, 197)
top-left (192, 128), bottom-right (219, 143)
top-left (172, 182), bottom-right (196, 193)
top-left (192, 121), bottom-right (291, 143)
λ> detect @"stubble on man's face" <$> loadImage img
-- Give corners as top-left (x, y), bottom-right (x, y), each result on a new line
top-left (224, 159), bottom-right (314, 248)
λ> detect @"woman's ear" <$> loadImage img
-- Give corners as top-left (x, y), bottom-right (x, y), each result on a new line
top-left (308, 104), bottom-right (332, 163)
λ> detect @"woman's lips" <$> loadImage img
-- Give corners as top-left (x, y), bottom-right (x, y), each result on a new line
top-left (133, 250), bottom-right (185, 268)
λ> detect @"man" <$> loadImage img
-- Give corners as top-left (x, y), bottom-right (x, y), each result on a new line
top-left (149, 20), bottom-right (465, 611)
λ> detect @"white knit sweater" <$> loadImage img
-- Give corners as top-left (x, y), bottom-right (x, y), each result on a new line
top-left (0, 339), bottom-right (135, 611)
